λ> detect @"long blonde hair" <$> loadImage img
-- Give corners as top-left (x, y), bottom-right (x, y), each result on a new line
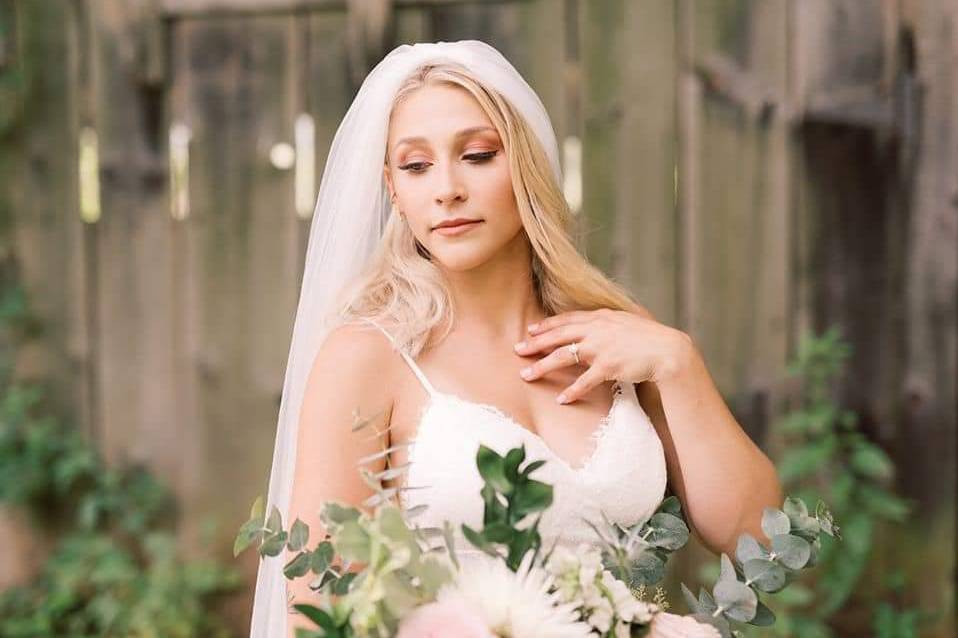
top-left (335, 62), bottom-right (641, 356)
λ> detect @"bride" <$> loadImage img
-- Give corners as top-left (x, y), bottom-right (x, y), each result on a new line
top-left (250, 40), bottom-right (782, 638)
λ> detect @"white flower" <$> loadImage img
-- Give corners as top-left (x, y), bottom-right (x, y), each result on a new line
top-left (438, 552), bottom-right (592, 638)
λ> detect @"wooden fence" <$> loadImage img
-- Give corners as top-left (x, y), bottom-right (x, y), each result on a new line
top-left (2, 0), bottom-right (954, 634)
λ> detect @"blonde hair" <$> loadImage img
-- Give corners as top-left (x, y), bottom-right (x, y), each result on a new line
top-left (335, 62), bottom-right (641, 356)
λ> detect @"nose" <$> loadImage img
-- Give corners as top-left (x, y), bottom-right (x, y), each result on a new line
top-left (434, 161), bottom-right (467, 206)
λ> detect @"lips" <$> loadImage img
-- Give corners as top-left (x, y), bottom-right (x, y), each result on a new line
top-left (433, 218), bottom-right (482, 230)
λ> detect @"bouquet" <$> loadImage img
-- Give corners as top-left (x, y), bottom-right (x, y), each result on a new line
top-left (236, 444), bottom-right (840, 638)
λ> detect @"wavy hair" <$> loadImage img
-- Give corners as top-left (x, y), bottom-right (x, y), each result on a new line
top-left (334, 61), bottom-right (641, 357)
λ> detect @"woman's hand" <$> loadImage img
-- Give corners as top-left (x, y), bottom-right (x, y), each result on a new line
top-left (513, 308), bottom-right (696, 404)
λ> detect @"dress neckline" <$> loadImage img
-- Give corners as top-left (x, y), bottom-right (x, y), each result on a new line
top-left (416, 379), bottom-right (628, 474)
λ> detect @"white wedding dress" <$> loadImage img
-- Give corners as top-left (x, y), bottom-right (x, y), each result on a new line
top-left (360, 318), bottom-right (669, 555)
top-left (357, 319), bottom-right (721, 637)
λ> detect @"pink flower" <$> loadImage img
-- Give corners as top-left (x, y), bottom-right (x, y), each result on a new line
top-left (396, 598), bottom-right (496, 638)
top-left (648, 611), bottom-right (722, 638)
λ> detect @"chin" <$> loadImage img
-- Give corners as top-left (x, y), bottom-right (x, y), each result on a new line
top-left (429, 245), bottom-right (500, 272)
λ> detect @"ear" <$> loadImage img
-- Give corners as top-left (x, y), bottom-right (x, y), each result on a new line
top-left (382, 164), bottom-right (395, 200)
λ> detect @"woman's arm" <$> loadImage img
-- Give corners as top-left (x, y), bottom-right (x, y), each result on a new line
top-left (636, 335), bottom-right (783, 557)
top-left (285, 322), bottom-right (396, 637)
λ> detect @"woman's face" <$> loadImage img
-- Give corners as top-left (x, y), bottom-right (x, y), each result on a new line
top-left (384, 84), bottom-right (524, 272)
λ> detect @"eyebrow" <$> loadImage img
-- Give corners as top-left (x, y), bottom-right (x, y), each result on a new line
top-left (394, 125), bottom-right (498, 148)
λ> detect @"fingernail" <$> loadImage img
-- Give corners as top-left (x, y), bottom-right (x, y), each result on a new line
top-left (520, 367), bottom-right (533, 379)
top-left (556, 393), bottom-right (568, 404)
top-left (514, 341), bottom-right (526, 351)
top-left (527, 322), bottom-right (539, 332)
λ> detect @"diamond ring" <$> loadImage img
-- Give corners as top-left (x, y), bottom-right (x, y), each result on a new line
top-left (567, 342), bottom-right (580, 365)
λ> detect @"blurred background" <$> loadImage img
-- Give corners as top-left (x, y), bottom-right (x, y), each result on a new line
top-left (0, 0), bottom-right (954, 636)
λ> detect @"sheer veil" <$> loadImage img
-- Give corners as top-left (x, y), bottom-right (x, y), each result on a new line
top-left (250, 39), bottom-right (563, 637)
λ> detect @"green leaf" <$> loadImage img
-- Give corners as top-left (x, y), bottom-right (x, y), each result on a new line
top-left (511, 481), bottom-right (553, 518)
top-left (288, 518), bottom-right (309, 552)
top-left (477, 445), bottom-right (513, 494)
top-left (771, 533), bottom-right (811, 569)
top-left (284, 551), bottom-right (312, 579)
top-left (713, 579), bottom-right (758, 623)
top-left (743, 558), bottom-right (787, 593)
top-left (719, 553), bottom-right (738, 583)
top-left (320, 502), bottom-right (361, 529)
top-left (234, 517), bottom-right (264, 557)
top-left (761, 508), bottom-right (790, 538)
top-left (266, 506), bottom-right (283, 534)
top-left (260, 530), bottom-right (289, 557)
top-left (293, 603), bottom-right (337, 631)
top-left (335, 520), bottom-right (371, 562)
top-left (503, 446), bottom-right (525, 482)
top-left (850, 443), bottom-right (894, 480)
top-left (645, 512), bottom-right (690, 551)
top-left (749, 600), bottom-right (776, 626)
top-left (657, 495), bottom-right (683, 515)
top-left (310, 541), bottom-right (334, 574)
top-left (735, 534), bottom-right (769, 564)
top-left (250, 495), bottom-right (265, 520)
top-left (331, 572), bottom-right (357, 596)
top-left (521, 459), bottom-right (547, 477)
top-left (482, 522), bottom-right (514, 543)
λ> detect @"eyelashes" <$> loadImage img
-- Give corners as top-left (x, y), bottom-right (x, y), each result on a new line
top-left (398, 150), bottom-right (498, 174)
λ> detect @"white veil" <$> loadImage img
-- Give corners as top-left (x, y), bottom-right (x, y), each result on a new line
top-left (250, 39), bottom-right (563, 637)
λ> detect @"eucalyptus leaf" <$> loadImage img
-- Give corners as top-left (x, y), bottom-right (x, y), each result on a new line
top-left (719, 553), bottom-right (738, 583)
top-left (681, 582), bottom-right (700, 612)
top-left (761, 508), bottom-right (790, 538)
top-left (743, 558), bottom-right (787, 593)
top-left (288, 518), bottom-right (309, 552)
top-left (749, 599), bottom-right (776, 626)
top-left (645, 512), bottom-right (689, 550)
top-left (771, 533), bottom-right (811, 569)
top-left (713, 579), bottom-right (758, 623)
top-left (310, 541), bottom-right (333, 574)
top-left (260, 530), bottom-right (289, 557)
top-left (249, 495), bottom-right (265, 521)
top-left (234, 517), bottom-right (264, 557)
top-left (266, 506), bottom-right (283, 534)
top-left (283, 551), bottom-right (312, 579)
top-left (735, 533), bottom-right (768, 564)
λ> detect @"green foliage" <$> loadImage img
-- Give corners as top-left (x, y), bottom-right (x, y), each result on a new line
top-left (462, 443), bottom-right (553, 569)
top-left (731, 326), bottom-right (922, 638)
top-left (236, 495), bottom-right (452, 637)
top-left (0, 282), bottom-right (239, 636)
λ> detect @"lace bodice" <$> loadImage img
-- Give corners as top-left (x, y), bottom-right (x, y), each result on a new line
top-left (361, 318), bottom-right (669, 555)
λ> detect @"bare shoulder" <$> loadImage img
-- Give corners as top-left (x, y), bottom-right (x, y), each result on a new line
top-left (301, 320), bottom-right (401, 432)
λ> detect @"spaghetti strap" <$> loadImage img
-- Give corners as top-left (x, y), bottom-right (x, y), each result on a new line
top-left (358, 317), bottom-right (438, 397)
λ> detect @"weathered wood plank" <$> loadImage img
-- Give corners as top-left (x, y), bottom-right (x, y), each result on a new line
top-left (167, 15), bottom-right (300, 569)
top-left (581, 0), bottom-right (679, 323)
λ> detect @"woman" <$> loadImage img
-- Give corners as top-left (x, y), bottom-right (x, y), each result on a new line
top-left (251, 40), bottom-right (782, 638)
